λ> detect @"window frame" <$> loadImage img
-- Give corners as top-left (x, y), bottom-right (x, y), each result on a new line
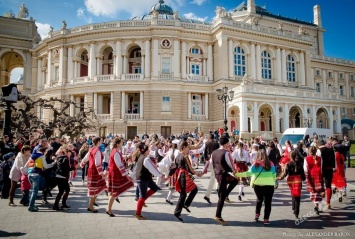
top-left (162, 96), bottom-right (171, 112)
top-left (233, 46), bottom-right (246, 76)
top-left (286, 55), bottom-right (296, 82)
top-left (161, 57), bottom-right (171, 74)
top-left (261, 51), bottom-right (272, 79)
top-left (316, 83), bottom-right (321, 93)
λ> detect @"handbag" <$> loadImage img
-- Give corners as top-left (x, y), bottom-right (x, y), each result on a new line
top-left (251, 168), bottom-right (263, 188)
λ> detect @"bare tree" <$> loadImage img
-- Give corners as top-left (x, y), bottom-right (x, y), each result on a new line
top-left (1, 93), bottom-right (100, 138)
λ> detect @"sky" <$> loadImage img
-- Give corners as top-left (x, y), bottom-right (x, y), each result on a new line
top-left (2, 0), bottom-right (355, 82)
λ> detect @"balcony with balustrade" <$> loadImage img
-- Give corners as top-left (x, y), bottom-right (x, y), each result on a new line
top-left (96, 114), bottom-right (112, 121)
top-left (159, 73), bottom-right (173, 80)
top-left (191, 114), bottom-right (206, 121)
top-left (95, 75), bottom-right (115, 81)
top-left (124, 113), bottom-right (140, 120)
top-left (121, 74), bottom-right (144, 81)
top-left (186, 75), bottom-right (209, 82)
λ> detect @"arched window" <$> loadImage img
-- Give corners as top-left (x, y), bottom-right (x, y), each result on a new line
top-left (234, 47), bottom-right (246, 76)
top-left (286, 55), bottom-right (296, 82)
top-left (261, 51), bottom-right (272, 79)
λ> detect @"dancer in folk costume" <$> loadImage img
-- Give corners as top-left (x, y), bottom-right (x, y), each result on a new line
top-left (304, 146), bottom-right (324, 215)
top-left (332, 146), bottom-right (347, 203)
top-left (135, 143), bottom-right (165, 220)
top-left (277, 151), bottom-right (305, 219)
top-left (174, 141), bottom-right (203, 222)
top-left (231, 141), bottom-right (250, 201)
top-left (80, 137), bottom-right (107, 213)
top-left (211, 135), bottom-right (238, 224)
top-left (106, 138), bottom-right (134, 217)
top-left (249, 144), bottom-right (259, 165)
top-left (157, 139), bottom-right (180, 205)
top-left (280, 140), bottom-right (293, 171)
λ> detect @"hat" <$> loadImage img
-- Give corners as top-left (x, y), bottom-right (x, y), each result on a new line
top-left (127, 140), bottom-right (132, 144)
top-left (318, 140), bottom-right (326, 146)
top-left (138, 143), bottom-right (149, 154)
top-left (172, 139), bottom-right (180, 145)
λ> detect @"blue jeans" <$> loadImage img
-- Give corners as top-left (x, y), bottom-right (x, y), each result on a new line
top-left (102, 162), bottom-right (108, 171)
top-left (28, 174), bottom-right (40, 209)
top-left (346, 151), bottom-right (351, 167)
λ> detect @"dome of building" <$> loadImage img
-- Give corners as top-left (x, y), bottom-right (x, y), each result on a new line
top-left (17, 74), bottom-right (24, 84)
top-left (149, 0), bottom-right (174, 15)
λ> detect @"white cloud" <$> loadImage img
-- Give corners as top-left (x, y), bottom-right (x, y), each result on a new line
top-left (84, 0), bottom-right (185, 18)
top-left (190, 0), bottom-right (207, 6)
top-left (36, 22), bottom-right (51, 39)
top-left (77, 7), bottom-right (93, 23)
top-left (183, 12), bottom-right (208, 22)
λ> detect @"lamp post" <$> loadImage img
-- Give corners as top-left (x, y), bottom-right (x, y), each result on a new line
top-left (216, 86), bottom-right (234, 138)
top-left (1, 83), bottom-right (18, 142)
top-left (123, 115), bottom-right (128, 140)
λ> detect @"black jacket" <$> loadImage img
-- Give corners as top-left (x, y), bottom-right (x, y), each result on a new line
top-left (204, 140), bottom-right (219, 160)
top-left (56, 155), bottom-right (74, 178)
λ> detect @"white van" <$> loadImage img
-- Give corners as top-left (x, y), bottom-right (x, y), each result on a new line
top-left (279, 128), bottom-right (333, 149)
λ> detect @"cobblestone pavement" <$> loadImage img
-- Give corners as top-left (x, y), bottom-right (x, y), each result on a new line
top-left (0, 169), bottom-right (354, 239)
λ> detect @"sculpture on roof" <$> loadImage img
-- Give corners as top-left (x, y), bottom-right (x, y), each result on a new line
top-left (152, 10), bottom-right (158, 19)
top-left (62, 20), bottom-right (67, 30)
top-left (17, 3), bottom-right (29, 18)
top-left (173, 11), bottom-right (179, 20)
top-left (4, 10), bottom-right (15, 18)
top-left (251, 15), bottom-right (262, 25)
top-left (278, 21), bottom-right (284, 31)
top-left (298, 26), bottom-right (308, 35)
top-left (215, 6), bottom-right (228, 18)
top-left (49, 26), bottom-right (54, 34)
top-left (241, 74), bottom-right (253, 86)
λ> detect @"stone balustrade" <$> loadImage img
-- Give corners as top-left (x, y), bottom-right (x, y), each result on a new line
top-left (121, 74), bottom-right (144, 81)
top-left (191, 114), bottom-right (206, 121)
top-left (96, 114), bottom-right (111, 121)
top-left (125, 113), bottom-right (140, 120)
top-left (186, 75), bottom-right (209, 82)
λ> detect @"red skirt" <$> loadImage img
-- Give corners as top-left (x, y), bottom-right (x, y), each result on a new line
top-left (87, 173), bottom-right (107, 197)
top-left (236, 162), bottom-right (248, 173)
top-left (108, 175), bottom-right (134, 198)
top-left (332, 172), bottom-right (347, 189)
top-left (287, 175), bottom-right (302, 197)
top-left (168, 169), bottom-right (178, 190)
top-left (175, 169), bottom-right (197, 193)
top-left (280, 156), bottom-right (290, 166)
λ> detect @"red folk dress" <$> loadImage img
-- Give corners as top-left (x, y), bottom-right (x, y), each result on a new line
top-left (108, 149), bottom-right (134, 198)
top-left (332, 152), bottom-right (347, 189)
top-left (87, 147), bottom-right (107, 197)
top-left (305, 155), bottom-right (324, 202)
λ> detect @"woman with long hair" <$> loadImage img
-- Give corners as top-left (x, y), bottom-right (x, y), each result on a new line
top-left (332, 146), bottom-right (347, 203)
top-left (79, 143), bottom-right (89, 184)
top-left (106, 138), bottom-right (134, 217)
top-left (277, 151), bottom-right (305, 218)
top-left (304, 146), bottom-right (324, 215)
top-left (231, 141), bottom-right (250, 202)
top-left (280, 140), bottom-right (293, 171)
top-left (174, 141), bottom-right (202, 222)
top-left (236, 149), bottom-right (276, 225)
top-left (80, 137), bottom-right (107, 213)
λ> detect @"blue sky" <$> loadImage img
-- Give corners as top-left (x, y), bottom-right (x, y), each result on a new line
top-left (3, 0), bottom-right (354, 81)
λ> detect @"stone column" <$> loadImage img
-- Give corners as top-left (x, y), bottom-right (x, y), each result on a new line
top-left (115, 40), bottom-right (122, 78)
top-left (281, 49), bottom-right (287, 84)
top-left (228, 39), bottom-right (234, 78)
top-left (93, 93), bottom-right (98, 114)
top-left (140, 91), bottom-right (144, 119)
top-left (110, 92), bottom-right (114, 118)
top-left (152, 38), bottom-right (159, 78)
top-left (276, 48), bottom-right (282, 83)
top-left (284, 104), bottom-right (289, 130)
top-left (312, 105), bottom-right (317, 128)
top-left (203, 59), bottom-right (207, 77)
top-left (336, 107), bottom-right (341, 133)
top-left (205, 93), bottom-right (208, 120)
top-left (141, 55), bottom-right (145, 75)
top-left (322, 69), bottom-right (327, 93)
top-left (207, 44), bottom-right (213, 80)
top-left (88, 42), bottom-right (96, 78)
top-left (47, 49), bottom-right (52, 85)
top-left (181, 41), bottom-right (186, 79)
top-left (70, 95), bottom-right (75, 116)
top-left (145, 39), bottom-right (151, 78)
top-left (250, 42), bottom-right (256, 79)
top-left (97, 94), bottom-right (103, 114)
top-left (275, 102), bottom-right (280, 133)
top-left (173, 39), bottom-right (180, 79)
top-left (67, 46), bottom-right (73, 82)
top-left (299, 51), bottom-right (305, 86)
top-left (186, 57), bottom-right (190, 75)
top-left (121, 92), bottom-right (125, 119)
top-left (123, 55), bottom-right (128, 74)
top-left (253, 101), bottom-right (259, 132)
top-left (329, 106), bottom-right (334, 132)
top-left (73, 61), bottom-right (77, 79)
top-left (58, 46), bottom-right (64, 84)
top-left (187, 92), bottom-right (191, 119)
top-left (240, 101), bottom-right (248, 133)
top-left (256, 44), bottom-right (261, 81)
top-left (345, 74), bottom-right (350, 99)
top-left (37, 59), bottom-right (42, 89)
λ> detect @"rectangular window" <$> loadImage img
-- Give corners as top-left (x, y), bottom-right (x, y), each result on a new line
top-left (351, 87), bottom-right (355, 97)
top-left (316, 83), bottom-right (321, 93)
top-left (342, 107), bottom-right (346, 114)
top-left (351, 75), bottom-right (355, 81)
top-left (161, 57), bottom-right (171, 74)
top-left (340, 85), bottom-right (344, 96)
top-left (315, 70), bottom-right (320, 76)
top-left (191, 48), bottom-right (199, 54)
top-left (80, 97), bottom-right (85, 112)
top-left (339, 73), bottom-right (343, 79)
top-left (353, 108), bottom-right (355, 115)
top-left (54, 66), bottom-right (59, 81)
top-left (162, 96), bottom-right (171, 112)
top-left (328, 71), bottom-right (332, 78)
top-left (191, 94), bottom-right (203, 115)
top-left (191, 64), bottom-right (200, 75)
top-left (133, 67), bottom-right (141, 74)
top-left (134, 50), bottom-right (141, 58)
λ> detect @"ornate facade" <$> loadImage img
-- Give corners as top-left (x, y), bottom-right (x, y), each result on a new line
top-left (1, 0), bottom-right (355, 139)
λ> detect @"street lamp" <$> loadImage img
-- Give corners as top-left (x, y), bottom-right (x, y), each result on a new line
top-left (123, 115), bottom-right (128, 140)
top-left (216, 86), bottom-right (234, 138)
top-left (1, 83), bottom-right (18, 142)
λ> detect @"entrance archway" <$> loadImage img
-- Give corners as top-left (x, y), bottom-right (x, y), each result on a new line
top-left (0, 51), bottom-right (25, 86)
top-left (289, 106), bottom-right (302, 128)
top-left (316, 108), bottom-right (329, 129)
top-left (228, 106), bottom-right (240, 133)
top-left (259, 104), bottom-right (273, 131)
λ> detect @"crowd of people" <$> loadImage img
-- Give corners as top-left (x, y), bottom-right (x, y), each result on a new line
top-left (0, 130), bottom-right (352, 225)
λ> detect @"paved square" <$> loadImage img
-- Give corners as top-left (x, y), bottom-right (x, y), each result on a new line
top-left (0, 169), bottom-right (354, 239)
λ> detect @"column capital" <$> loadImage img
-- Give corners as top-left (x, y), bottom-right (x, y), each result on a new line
top-left (114, 39), bottom-right (122, 43)
top-left (143, 38), bottom-right (151, 42)
top-left (89, 41), bottom-right (96, 45)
